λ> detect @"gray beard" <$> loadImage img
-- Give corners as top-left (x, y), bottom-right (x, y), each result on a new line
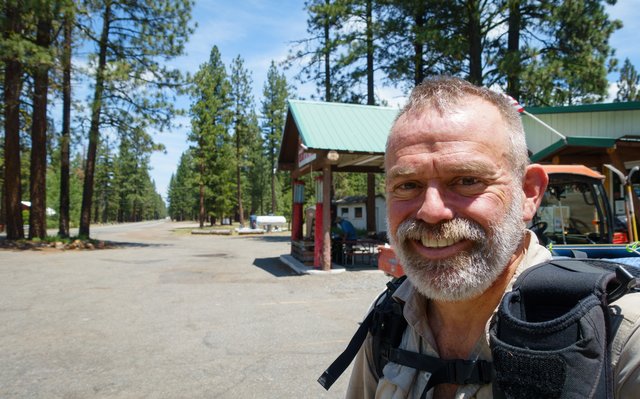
top-left (388, 191), bottom-right (525, 302)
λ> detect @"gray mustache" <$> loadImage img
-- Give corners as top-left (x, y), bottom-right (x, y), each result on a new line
top-left (395, 218), bottom-right (486, 243)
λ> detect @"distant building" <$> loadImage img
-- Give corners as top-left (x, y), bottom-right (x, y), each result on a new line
top-left (334, 195), bottom-right (386, 233)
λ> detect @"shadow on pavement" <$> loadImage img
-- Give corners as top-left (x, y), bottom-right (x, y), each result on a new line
top-left (105, 241), bottom-right (172, 249)
top-left (253, 257), bottom-right (297, 277)
top-left (244, 235), bottom-right (291, 243)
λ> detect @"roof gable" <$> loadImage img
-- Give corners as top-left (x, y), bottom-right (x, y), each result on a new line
top-left (279, 100), bottom-right (399, 171)
top-left (287, 100), bottom-right (398, 152)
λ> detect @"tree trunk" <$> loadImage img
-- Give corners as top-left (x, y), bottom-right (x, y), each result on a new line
top-left (506, 0), bottom-right (521, 100)
top-left (323, 0), bottom-right (332, 102)
top-left (413, 4), bottom-right (425, 86)
top-left (366, 0), bottom-right (374, 105)
top-left (236, 125), bottom-right (245, 226)
top-left (58, 10), bottom-right (72, 238)
top-left (80, 2), bottom-right (111, 237)
top-left (271, 131), bottom-right (277, 214)
top-left (365, 0), bottom-right (376, 236)
top-left (2, 1), bottom-right (24, 240)
top-left (29, 13), bottom-right (53, 240)
top-left (199, 162), bottom-right (205, 228)
top-left (467, 0), bottom-right (483, 85)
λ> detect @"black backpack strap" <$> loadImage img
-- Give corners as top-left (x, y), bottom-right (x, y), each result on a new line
top-left (389, 348), bottom-right (493, 391)
top-left (317, 276), bottom-right (407, 390)
top-left (317, 307), bottom-right (376, 390)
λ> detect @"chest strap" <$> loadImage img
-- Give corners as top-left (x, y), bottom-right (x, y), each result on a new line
top-left (388, 348), bottom-right (493, 391)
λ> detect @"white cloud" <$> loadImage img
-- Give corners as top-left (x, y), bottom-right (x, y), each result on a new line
top-left (377, 86), bottom-right (407, 109)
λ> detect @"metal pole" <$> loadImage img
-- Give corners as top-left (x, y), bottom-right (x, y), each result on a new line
top-left (523, 110), bottom-right (568, 144)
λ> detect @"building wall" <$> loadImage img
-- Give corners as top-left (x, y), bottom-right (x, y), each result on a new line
top-left (523, 109), bottom-right (640, 155)
top-left (336, 196), bottom-right (387, 235)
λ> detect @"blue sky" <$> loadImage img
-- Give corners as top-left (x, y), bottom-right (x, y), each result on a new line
top-left (149, 0), bottom-right (640, 202)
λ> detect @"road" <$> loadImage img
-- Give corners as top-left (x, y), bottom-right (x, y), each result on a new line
top-left (0, 221), bottom-right (390, 398)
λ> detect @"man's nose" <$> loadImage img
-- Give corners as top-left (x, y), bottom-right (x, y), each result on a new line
top-left (415, 186), bottom-right (454, 224)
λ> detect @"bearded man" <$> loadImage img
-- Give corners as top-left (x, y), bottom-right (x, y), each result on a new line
top-left (345, 76), bottom-right (640, 398)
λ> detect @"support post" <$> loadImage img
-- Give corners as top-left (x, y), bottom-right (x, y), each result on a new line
top-left (366, 173), bottom-right (376, 237)
top-left (321, 166), bottom-right (332, 271)
top-left (314, 175), bottom-right (324, 268)
top-left (292, 180), bottom-right (304, 241)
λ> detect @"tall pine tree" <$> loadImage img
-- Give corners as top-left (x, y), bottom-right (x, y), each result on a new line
top-left (78, 0), bottom-right (193, 237)
top-left (189, 46), bottom-right (233, 227)
top-left (229, 55), bottom-right (256, 227)
top-left (616, 58), bottom-right (640, 102)
top-left (261, 61), bottom-right (290, 215)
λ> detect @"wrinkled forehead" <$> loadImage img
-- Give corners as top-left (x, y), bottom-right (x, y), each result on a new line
top-left (386, 98), bottom-right (510, 161)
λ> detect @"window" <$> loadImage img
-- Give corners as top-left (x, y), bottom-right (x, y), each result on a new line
top-left (341, 207), bottom-right (349, 216)
top-left (354, 207), bottom-right (363, 218)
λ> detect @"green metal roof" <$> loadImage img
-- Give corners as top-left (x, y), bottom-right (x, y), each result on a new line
top-left (526, 101), bottom-right (640, 115)
top-left (530, 136), bottom-right (617, 162)
top-left (287, 100), bottom-right (399, 152)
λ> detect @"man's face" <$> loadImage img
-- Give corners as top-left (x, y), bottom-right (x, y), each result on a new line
top-left (385, 97), bottom-right (525, 302)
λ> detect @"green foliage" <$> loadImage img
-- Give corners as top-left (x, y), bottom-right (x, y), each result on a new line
top-left (261, 61), bottom-right (290, 214)
top-left (46, 148), bottom-right (84, 228)
top-left (286, 0), bottom-right (350, 101)
top-left (245, 118), bottom-right (270, 215)
top-left (518, 0), bottom-right (620, 106)
top-left (229, 55), bottom-right (257, 223)
top-left (78, 0), bottom-right (194, 236)
top-left (93, 136), bottom-right (117, 222)
top-left (188, 45), bottom-right (234, 225)
top-left (167, 150), bottom-right (198, 221)
top-left (110, 127), bottom-right (166, 222)
top-left (616, 58), bottom-right (640, 102)
top-left (290, 0), bottom-right (621, 107)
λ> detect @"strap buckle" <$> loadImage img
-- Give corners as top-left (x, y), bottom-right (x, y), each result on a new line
top-left (608, 265), bottom-right (638, 303)
top-left (447, 359), bottom-right (493, 385)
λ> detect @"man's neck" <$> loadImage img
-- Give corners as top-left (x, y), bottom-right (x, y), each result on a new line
top-left (427, 239), bottom-right (528, 359)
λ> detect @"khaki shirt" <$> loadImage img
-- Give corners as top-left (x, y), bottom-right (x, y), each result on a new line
top-left (346, 232), bottom-right (640, 398)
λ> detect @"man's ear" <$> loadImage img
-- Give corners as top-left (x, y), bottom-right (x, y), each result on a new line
top-left (521, 164), bottom-right (548, 223)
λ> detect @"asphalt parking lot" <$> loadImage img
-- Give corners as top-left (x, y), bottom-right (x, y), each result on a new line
top-left (0, 221), bottom-right (390, 398)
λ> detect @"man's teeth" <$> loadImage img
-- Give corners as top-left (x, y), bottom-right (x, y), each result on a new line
top-left (420, 236), bottom-right (460, 248)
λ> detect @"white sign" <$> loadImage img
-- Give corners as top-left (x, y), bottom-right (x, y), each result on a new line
top-left (298, 144), bottom-right (316, 167)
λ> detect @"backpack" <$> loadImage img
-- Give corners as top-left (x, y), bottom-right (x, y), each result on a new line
top-left (318, 259), bottom-right (639, 398)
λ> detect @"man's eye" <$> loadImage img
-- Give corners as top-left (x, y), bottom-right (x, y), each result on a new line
top-left (457, 177), bottom-right (480, 186)
top-left (389, 181), bottom-right (421, 197)
top-left (396, 182), bottom-right (419, 191)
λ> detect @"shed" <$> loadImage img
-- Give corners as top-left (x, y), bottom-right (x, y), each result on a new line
top-left (279, 100), bottom-right (398, 270)
top-left (279, 100), bottom-right (398, 174)
top-left (335, 195), bottom-right (387, 233)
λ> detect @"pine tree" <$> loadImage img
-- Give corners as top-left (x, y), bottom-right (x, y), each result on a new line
top-left (78, 0), bottom-right (194, 237)
top-left (333, 0), bottom-right (381, 104)
top-left (189, 46), bottom-right (233, 227)
top-left (93, 136), bottom-right (117, 223)
top-left (57, 2), bottom-right (75, 237)
top-left (27, 0), bottom-right (56, 239)
top-left (518, 0), bottom-right (621, 105)
top-left (2, 0), bottom-right (26, 239)
top-left (616, 58), bottom-right (640, 102)
top-left (229, 55), bottom-right (256, 227)
top-left (261, 61), bottom-right (290, 215)
top-left (287, 0), bottom-right (349, 101)
top-left (168, 150), bottom-right (198, 221)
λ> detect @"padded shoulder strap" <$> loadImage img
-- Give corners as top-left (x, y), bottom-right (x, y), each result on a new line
top-left (491, 259), bottom-right (638, 399)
